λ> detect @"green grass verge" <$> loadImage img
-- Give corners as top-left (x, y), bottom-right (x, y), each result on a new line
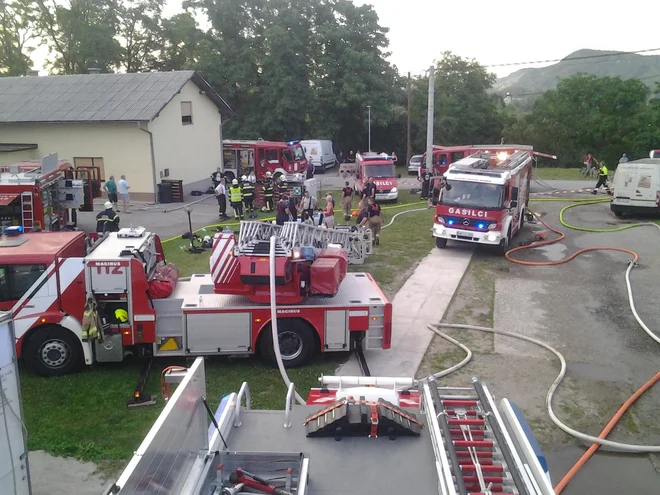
top-left (21, 188), bottom-right (434, 466)
top-left (533, 167), bottom-right (593, 180)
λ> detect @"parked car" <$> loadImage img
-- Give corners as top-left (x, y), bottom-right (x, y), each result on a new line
top-left (408, 154), bottom-right (423, 175)
top-left (301, 140), bottom-right (336, 174)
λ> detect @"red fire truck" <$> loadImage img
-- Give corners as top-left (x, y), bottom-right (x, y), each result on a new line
top-left (356, 152), bottom-right (401, 201)
top-left (432, 148), bottom-right (535, 253)
top-left (222, 139), bottom-right (308, 182)
top-left (5, 225), bottom-right (391, 377)
top-left (0, 156), bottom-right (101, 232)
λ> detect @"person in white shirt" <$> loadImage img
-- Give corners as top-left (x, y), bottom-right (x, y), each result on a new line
top-left (214, 178), bottom-right (228, 219)
top-left (248, 169), bottom-right (256, 184)
top-left (117, 175), bottom-right (130, 213)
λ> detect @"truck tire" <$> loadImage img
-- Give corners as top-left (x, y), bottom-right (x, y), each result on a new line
top-left (224, 171), bottom-right (235, 182)
top-left (24, 325), bottom-right (83, 377)
top-left (497, 229), bottom-right (511, 256)
top-left (435, 237), bottom-right (447, 249)
top-left (260, 318), bottom-right (317, 368)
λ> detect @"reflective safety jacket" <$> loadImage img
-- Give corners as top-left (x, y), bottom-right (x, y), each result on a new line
top-left (599, 165), bottom-right (609, 177)
top-left (81, 300), bottom-right (102, 341)
top-left (229, 185), bottom-right (242, 203)
top-left (242, 181), bottom-right (255, 199)
top-left (263, 180), bottom-right (274, 197)
top-left (95, 208), bottom-right (120, 233)
top-left (279, 181), bottom-right (289, 194)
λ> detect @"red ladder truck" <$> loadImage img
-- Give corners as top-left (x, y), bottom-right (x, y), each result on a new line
top-left (0, 155), bottom-right (101, 231)
top-left (5, 223), bottom-right (391, 377)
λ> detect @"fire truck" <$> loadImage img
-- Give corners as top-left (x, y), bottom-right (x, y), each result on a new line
top-left (0, 154), bottom-right (101, 232)
top-left (356, 152), bottom-right (401, 201)
top-left (432, 148), bottom-right (534, 253)
top-left (222, 139), bottom-right (308, 183)
top-left (6, 222), bottom-right (391, 377)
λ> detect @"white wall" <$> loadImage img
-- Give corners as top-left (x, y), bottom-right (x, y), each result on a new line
top-left (149, 80), bottom-right (222, 194)
top-left (0, 122), bottom-right (154, 200)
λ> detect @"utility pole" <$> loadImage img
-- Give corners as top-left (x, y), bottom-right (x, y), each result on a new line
top-left (367, 105), bottom-right (372, 152)
top-left (425, 65), bottom-right (434, 174)
top-left (406, 71), bottom-right (412, 165)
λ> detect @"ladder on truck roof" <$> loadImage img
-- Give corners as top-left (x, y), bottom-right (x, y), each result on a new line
top-left (423, 377), bottom-right (552, 495)
top-left (238, 220), bottom-right (373, 264)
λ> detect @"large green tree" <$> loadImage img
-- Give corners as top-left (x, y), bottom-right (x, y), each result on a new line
top-left (504, 74), bottom-right (654, 166)
top-left (116, 0), bottom-right (164, 72)
top-left (0, 0), bottom-right (40, 76)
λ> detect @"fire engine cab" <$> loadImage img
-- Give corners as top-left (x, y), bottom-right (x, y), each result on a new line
top-left (432, 149), bottom-right (534, 253)
top-left (356, 152), bottom-right (401, 201)
top-left (0, 154), bottom-right (101, 231)
top-left (222, 139), bottom-right (308, 183)
top-left (6, 223), bottom-right (391, 377)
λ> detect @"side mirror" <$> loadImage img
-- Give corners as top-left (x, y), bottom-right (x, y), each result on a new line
top-left (397, 173), bottom-right (402, 179)
top-left (445, 183), bottom-right (452, 191)
top-left (511, 187), bottom-right (519, 201)
top-left (511, 200), bottom-right (518, 208)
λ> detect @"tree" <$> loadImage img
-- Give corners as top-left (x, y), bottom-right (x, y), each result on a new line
top-left (409, 52), bottom-right (503, 153)
top-left (115, 0), bottom-right (163, 72)
top-left (0, 0), bottom-right (40, 76)
top-left (155, 12), bottom-right (207, 71)
top-left (36, 0), bottom-right (122, 74)
top-left (504, 75), bottom-right (651, 166)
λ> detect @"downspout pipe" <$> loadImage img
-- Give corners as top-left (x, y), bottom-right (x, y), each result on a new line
top-left (138, 122), bottom-right (159, 204)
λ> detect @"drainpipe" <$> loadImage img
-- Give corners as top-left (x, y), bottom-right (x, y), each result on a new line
top-left (138, 122), bottom-right (159, 204)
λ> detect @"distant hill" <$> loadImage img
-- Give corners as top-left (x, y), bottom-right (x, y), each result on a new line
top-left (493, 49), bottom-right (660, 98)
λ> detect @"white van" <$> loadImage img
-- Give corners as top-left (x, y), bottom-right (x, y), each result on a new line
top-left (610, 159), bottom-right (660, 217)
top-left (301, 140), bottom-right (336, 173)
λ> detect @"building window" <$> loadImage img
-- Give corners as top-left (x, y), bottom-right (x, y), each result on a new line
top-left (181, 101), bottom-right (193, 125)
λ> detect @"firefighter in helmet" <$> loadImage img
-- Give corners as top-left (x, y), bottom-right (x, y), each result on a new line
top-left (229, 179), bottom-right (244, 219)
top-left (262, 171), bottom-right (275, 212)
top-left (95, 201), bottom-right (120, 233)
top-left (241, 174), bottom-right (255, 214)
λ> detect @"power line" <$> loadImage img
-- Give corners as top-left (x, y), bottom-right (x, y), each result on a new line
top-left (484, 47), bottom-right (660, 68)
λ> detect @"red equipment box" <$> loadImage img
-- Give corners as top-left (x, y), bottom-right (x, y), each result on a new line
top-left (309, 258), bottom-right (341, 296)
top-left (317, 248), bottom-right (348, 281)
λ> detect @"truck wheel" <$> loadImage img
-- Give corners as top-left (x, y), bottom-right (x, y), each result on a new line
top-left (498, 230), bottom-right (510, 256)
top-left (24, 325), bottom-right (83, 377)
top-left (224, 171), bottom-right (235, 182)
top-left (260, 319), bottom-right (317, 368)
top-left (435, 237), bottom-right (447, 249)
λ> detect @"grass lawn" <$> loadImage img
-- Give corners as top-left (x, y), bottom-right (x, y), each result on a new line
top-left (533, 167), bottom-right (586, 180)
top-left (21, 188), bottom-right (434, 468)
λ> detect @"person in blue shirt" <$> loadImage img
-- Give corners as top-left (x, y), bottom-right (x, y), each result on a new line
top-left (104, 176), bottom-right (118, 207)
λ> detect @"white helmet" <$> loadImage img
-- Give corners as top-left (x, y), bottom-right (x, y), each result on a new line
top-left (265, 171), bottom-right (272, 178)
top-left (232, 179), bottom-right (238, 185)
top-left (104, 201), bottom-right (113, 209)
top-left (241, 175), bottom-right (247, 181)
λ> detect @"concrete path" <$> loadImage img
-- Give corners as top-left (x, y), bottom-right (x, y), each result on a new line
top-left (29, 451), bottom-right (107, 495)
top-left (336, 245), bottom-right (474, 377)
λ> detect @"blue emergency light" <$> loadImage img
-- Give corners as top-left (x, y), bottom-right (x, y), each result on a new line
top-left (4, 225), bottom-right (24, 236)
top-left (287, 140), bottom-right (300, 146)
top-left (447, 219), bottom-right (455, 225)
top-left (477, 222), bottom-right (486, 229)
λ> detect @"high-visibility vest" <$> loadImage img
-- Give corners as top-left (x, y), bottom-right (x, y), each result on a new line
top-left (263, 180), bottom-right (274, 197)
top-left (599, 165), bottom-right (608, 176)
top-left (229, 186), bottom-right (242, 203)
top-left (242, 181), bottom-right (255, 199)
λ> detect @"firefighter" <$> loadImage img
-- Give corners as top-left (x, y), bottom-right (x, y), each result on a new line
top-left (367, 197), bottom-right (383, 245)
top-left (341, 181), bottom-right (354, 220)
top-left (229, 179), bottom-right (244, 219)
top-left (95, 201), bottom-right (120, 233)
top-left (278, 177), bottom-right (289, 196)
top-left (592, 161), bottom-right (611, 195)
top-left (420, 168), bottom-right (431, 200)
top-left (262, 171), bottom-right (275, 212)
top-left (241, 174), bottom-right (255, 214)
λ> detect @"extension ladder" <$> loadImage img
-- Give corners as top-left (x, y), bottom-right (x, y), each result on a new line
top-left (238, 220), bottom-right (373, 264)
top-left (421, 378), bottom-right (553, 495)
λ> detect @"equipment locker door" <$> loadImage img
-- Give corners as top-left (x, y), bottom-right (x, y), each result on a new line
top-left (185, 312), bottom-right (251, 354)
top-left (87, 261), bottom-right (129, 294)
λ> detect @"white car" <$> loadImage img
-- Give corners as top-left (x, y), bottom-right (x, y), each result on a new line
top-left (408, 154), bottom-right (423, 174)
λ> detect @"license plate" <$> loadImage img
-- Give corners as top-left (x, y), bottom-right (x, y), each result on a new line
top-left (616, 198), bottom-right (630, 203)
top-left (457, 230), bottom-right (473, 237)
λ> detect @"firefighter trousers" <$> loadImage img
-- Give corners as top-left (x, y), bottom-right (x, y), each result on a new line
top-left (231, 201), bottom-right (244, 218)
top-left (342, 197), bottom-right (353, 218)
top-left (243, 198), bottom-right (254, 212)
top-left (369, 215), bottom-right (382, 238)
top-left (264, 196), bottom-right (274, 211)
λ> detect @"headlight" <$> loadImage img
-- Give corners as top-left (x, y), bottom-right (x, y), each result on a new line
top-left (486, 233), bottom-right (498, 242)
top-left (391, 187), bottom-right (398, 193)
top-left (497, 151), bottom-right (509, 162)
top-left (435, 216), bottom-right (445, 224)
top-left (487, 223), bottom-right (497, 230)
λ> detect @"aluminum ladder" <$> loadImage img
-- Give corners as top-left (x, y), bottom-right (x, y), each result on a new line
top-left (20, 191), bottom-right (34, 230)
top-left (421, 378), bottom-right (554, 495)
top-left (238, 220), bottom-right (372, 264)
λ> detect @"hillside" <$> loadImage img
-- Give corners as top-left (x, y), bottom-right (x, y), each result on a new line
top-left (493, 49), bottom-right (660, 97)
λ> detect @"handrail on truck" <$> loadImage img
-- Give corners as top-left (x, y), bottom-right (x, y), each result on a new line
top-left (233, 381), bottom-right (251, 428)
top-left (284, 382), bottom-right (296, 428)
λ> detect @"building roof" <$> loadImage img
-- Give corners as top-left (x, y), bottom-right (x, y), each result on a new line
top-left (0, 71), bottom-right (234, 124)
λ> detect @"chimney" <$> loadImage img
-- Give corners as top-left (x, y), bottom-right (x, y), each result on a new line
top-left (87, 68), bottom-right (102, 74)
top-left (27, 69), bottom-right (40, 76)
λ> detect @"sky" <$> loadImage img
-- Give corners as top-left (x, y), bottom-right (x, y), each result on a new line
top-left (33, 0), bottom-right (660, 79)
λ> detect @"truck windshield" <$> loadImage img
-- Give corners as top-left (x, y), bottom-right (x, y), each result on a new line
top-left (291, 145), bottom-right (305, 161)
top-left (364, 164), bottom-right (395, 178)
top-left (442, 181), bottom-right (503, 209)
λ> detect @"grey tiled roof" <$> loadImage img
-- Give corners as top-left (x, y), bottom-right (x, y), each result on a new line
top-left (0, 71), bottom-right (234, 124)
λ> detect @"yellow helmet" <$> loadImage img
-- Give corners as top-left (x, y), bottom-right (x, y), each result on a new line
top-left (115, 308), bottom-right (129, 323)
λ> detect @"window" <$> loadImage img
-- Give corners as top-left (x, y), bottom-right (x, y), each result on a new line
top-left (265, 149), bottom-right (279, 162)
top-left (451, 152), bottom-right (464, 163)
top-left (0, 264), bottom-right (47, 303)
top-left (181, 101), bottom-right (193, 125)
top-left (283, 150), bottom-right (293, 163)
